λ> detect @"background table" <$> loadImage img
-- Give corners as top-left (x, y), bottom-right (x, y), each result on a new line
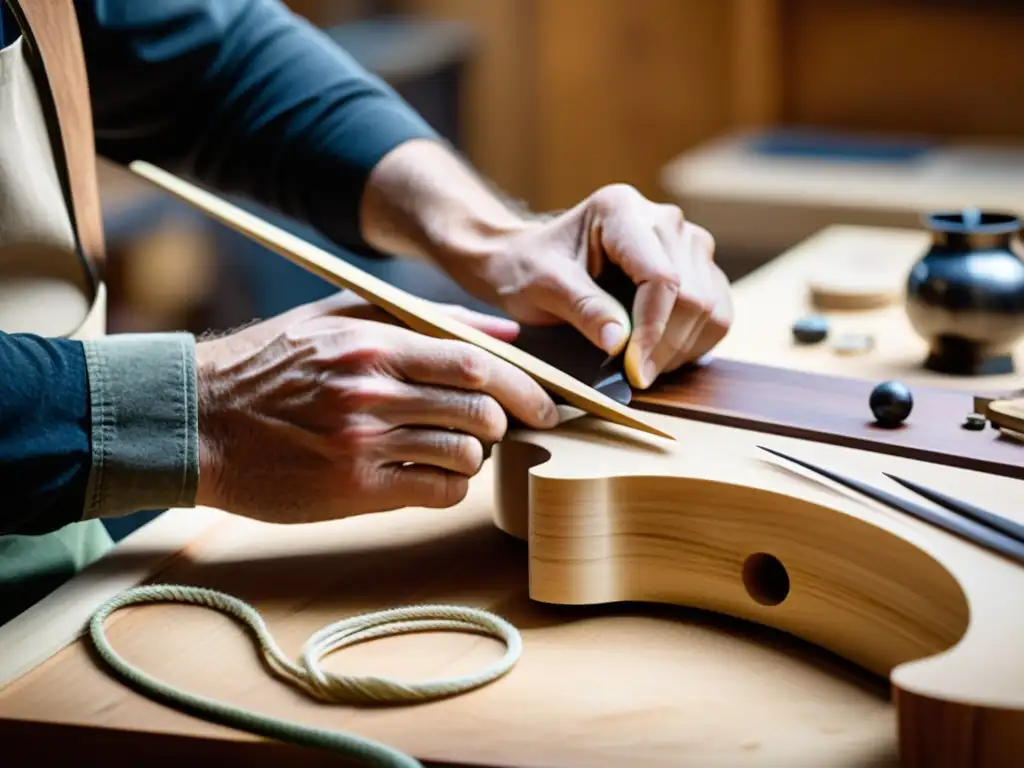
top-left (714, 223), bottom-right (1023, 393)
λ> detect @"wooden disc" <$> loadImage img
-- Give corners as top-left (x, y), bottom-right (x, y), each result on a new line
top-left (806, 239), bottom-right (908, 310)
top-left (808, 269), bottom-right (902, 310)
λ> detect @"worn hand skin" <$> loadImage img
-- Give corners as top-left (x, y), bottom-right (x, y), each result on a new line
top-left (360, 139), bottom-right (734, 390)
top-left (194, 292), bottom-right (559, 523)
top-left (194, 137), bottom-right (733, 526)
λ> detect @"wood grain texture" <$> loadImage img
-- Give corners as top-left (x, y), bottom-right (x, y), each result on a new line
top-left (127, 161), bottom-right (672, 441)
top-left (492, 409), bottom-right (1024, 768)
top-left (3, 412), bottom-right (1019, 766)
top-left (5, 210), bottom-right (1023, 764)
top-left (390, 0), bottom-right (734, 211)
top-left (0, 507), bottom-right (223, 690)
top-left (730, 0), bottom-right (782, 128)
top-left (784, 0), bottom-right (1024, 140)
top-left (391, 0), bottom-right (538, 205)
top-left (396, 0), bottom-right (1024, 222)
top-left (0, 422), bottom-right (980, 767)
top-left (633, 357), bottom-right (1024, 479)
top-left (532, 0), bottom-right (731, 210)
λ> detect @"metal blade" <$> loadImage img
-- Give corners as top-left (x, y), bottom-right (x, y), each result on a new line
top-left (512, 323), bottom-right (633, 406)
top-left (592, 367), bottom-right (632, 406)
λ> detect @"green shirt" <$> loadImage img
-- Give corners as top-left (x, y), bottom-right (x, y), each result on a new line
top-left (0, 522), bottom-right (114, 625)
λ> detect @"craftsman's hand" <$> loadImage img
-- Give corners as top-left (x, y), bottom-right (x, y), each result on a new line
top-left (194, 292), bottom-right (559, 524)
top-left (362, 140), bottom-right (732, 389)
top-left (465, 185), bottom-right (733, 389)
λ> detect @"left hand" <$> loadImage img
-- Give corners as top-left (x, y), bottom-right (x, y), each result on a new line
top-left (453, 183), bottom-right (733, 389)
top-left (195, 290), bottom-right (558, 522)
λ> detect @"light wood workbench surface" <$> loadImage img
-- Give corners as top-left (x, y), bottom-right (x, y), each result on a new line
top-left (2, 224), bottom-right (1018, 767)
top-left (1, 461), bottom-right (907, 767)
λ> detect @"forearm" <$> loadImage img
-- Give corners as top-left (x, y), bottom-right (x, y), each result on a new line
top-left (0, 331), bottom-right (200, 536)
top-left (360, 139), bottom-right (531, 291)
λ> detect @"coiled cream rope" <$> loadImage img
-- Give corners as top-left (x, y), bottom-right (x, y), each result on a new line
top-left (89, 584), bottom-right (523, 767)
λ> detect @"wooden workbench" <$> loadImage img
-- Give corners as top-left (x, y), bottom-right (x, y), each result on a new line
top-left (0, 224), bottom-right (1019, 767)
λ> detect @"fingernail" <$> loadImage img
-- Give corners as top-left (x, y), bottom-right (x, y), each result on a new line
top-left (543, 401), bottom-right (560, 427)
top-left (599, 322), bottom-right (626, 354)
top-left (640, 360), bottom-right (657, 388)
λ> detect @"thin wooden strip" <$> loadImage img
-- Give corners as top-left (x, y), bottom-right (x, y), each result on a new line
top-left (0, 506), bottom-right (226, 690)
top-left (127, 161), bottom-right (673, 442)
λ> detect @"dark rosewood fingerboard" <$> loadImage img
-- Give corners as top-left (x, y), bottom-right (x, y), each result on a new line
top-left (634, 358), bottom-right (1024, 480)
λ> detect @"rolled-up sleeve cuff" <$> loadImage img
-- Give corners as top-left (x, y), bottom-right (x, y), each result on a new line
top-left (80, 333), bottom-right (199, 519)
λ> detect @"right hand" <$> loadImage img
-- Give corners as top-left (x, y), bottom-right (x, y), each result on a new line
top-left (194, 292), bottom-right (559, 524)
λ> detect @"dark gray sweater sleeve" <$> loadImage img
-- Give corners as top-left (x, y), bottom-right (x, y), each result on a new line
top-left (76, 0), bottom-right (441, 254)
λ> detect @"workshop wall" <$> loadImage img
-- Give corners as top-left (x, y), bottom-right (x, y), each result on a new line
top-left (383, 0), bottom-right (1024, 213)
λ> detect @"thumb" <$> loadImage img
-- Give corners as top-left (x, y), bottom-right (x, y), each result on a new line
top-left (531, 265), bottom-right (633, 356)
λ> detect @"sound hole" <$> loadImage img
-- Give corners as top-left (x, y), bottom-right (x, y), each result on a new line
top-left (742, 552), bottom-right (790, 606)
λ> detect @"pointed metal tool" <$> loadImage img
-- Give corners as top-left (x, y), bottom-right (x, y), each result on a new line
top-left (757, 445), bottom-right (1024, 566)
top-left (882, 472), bottom-right (1024, 546)
top-left (512, 327), bottom-right (632, 407)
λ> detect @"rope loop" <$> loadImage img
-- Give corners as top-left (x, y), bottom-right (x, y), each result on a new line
top-left (89, 584), bottom-right (523, 767)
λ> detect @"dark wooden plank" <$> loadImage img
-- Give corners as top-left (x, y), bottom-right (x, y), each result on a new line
top-left (633, 358), bottom-right (1024, 480)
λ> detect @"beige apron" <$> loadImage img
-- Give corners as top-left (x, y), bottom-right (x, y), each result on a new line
top-left (0, 0), bottom-right (114, 615)
top-left (0, 36), bottom-right (105, 337)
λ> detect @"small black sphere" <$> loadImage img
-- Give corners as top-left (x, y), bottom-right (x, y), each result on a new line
top-left (870, 380), bottom-right (914, 427)
top-left (792, 314), bottom-right (829, 344)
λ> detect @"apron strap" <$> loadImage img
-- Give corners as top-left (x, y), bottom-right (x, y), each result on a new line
top-left (4, 0), bottom-right (105, 287)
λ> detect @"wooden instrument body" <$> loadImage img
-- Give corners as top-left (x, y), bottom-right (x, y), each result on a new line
top-left (493, 407), bottom-right (1024, 766)
top-left (3, 403), bottom-right (1022, 766)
